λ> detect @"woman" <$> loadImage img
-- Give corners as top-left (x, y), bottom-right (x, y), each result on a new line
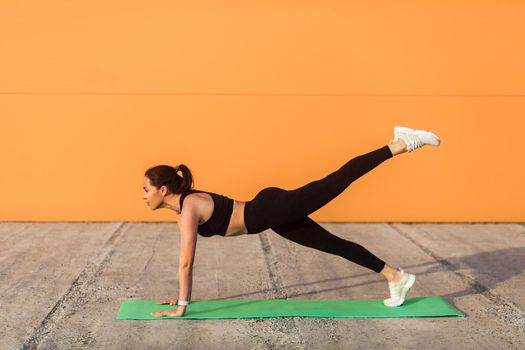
top-left (146, 125), bottom-right (441, 317)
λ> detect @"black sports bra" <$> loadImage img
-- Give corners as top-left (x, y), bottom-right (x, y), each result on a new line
top-left (179, 189), bottom-right (234, 237)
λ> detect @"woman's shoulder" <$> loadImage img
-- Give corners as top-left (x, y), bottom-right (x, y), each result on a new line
top-left (177, 193), bottom-right (201, 220)
top-left (181, 189), bottom-right (203, 201)
top-left (179, 190), bottom-right (213, 226)
top-left (181, 189), bottom-right (213, 211)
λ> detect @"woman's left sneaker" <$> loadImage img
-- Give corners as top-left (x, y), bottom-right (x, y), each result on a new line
top-left (384, 267), bottom-right (416, 307)
top-left (393, 126), bottom-right (441, 152)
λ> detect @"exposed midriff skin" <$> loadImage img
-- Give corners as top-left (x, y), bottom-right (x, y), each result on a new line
top-left (183, 192), bottom-right (248, 237)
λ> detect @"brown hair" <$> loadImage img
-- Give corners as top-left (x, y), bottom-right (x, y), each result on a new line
top-left (144, 164), bottom-right (194, 195)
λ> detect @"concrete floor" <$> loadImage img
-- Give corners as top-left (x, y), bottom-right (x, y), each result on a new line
top-left (1, 222), bottom-right (525, 349)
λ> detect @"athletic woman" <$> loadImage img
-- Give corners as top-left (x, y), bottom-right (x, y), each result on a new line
top-left (147, 126), bottom-right (441, 317)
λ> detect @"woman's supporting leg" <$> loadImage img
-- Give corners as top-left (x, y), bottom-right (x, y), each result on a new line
top-left (244, 144), bottom-right (393, 233)
top-left (270, 216), bottom-right (386, 274)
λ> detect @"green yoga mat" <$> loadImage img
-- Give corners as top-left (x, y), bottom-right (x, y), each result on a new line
top-left (116, 296), bottom-right (464, 320)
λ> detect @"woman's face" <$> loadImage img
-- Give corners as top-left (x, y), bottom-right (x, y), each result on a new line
top-left (143, 176), bottom-right (164, 210)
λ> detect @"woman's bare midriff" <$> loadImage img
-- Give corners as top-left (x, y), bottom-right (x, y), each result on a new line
top-left (224, 200), bottom-right (249, 237)
top-left (191, 192), bottom-right (248, 237)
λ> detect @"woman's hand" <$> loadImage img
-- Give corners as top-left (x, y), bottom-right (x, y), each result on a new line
top-left (151, 298), bottom-right (186, 317)
top-left (151, 306), bottom-right (186, 317)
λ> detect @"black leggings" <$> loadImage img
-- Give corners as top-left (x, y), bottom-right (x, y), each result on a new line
top-left (243, 144), bottom-right (394, 273)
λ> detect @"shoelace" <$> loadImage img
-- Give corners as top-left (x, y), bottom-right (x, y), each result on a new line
top-left (388, 275), bottom-right (406, 298)
top-left (389, 287), bottom-right (402, 300)
top-left (388, 283), bottom-right (403, 292)
top-left (402, 133), bottom-right (424, 152)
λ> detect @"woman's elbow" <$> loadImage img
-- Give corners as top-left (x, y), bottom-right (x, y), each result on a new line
top-left (179, 263), bottom-right (193, 271)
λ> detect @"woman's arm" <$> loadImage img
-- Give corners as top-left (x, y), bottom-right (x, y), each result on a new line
top-left (150, 197), bottom-right (199, 318)
top-left (175, 198), bottom-right (199, 315)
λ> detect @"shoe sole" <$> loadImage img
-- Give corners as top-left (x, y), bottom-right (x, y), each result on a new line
top-left (384, 273), bottom-right (416, 307)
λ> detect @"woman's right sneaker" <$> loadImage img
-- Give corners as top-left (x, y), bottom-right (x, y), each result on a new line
top-left (384, 267), bottom-right (416, 307)
top-left (393, 126), bottom-right (441, 152)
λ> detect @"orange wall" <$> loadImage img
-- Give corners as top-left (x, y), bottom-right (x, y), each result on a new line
top-left (1, 1), bottom-right (524, 222)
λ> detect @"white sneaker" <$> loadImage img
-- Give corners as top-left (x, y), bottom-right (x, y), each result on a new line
top-left (393, 126), bottom-right (441, 152)
top-left (384, 268), bottom-right (416, 307)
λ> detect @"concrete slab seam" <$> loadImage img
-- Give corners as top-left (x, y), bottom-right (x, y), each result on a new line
top-left (258, 231), bottom-right (306, 349)
top-left (519, 223), bottom-right (525, 237)
top-left (20, 222), bottom-right (132, 350)
top-left (388, 223), bottom-right (525, 338)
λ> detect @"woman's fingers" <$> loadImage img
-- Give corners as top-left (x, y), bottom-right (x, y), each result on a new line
top-left (151, 311), bottom-right (167, 317)
top-left (156, 298), bottom-right (178, 305)
top-left (151, 309), bottom-right (179, 317)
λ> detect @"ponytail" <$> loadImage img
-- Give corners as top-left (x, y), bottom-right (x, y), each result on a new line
top-left (144, 163), bottom-right (195, 194)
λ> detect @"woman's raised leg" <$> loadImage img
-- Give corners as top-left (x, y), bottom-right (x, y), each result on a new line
top-left (245, 144), bottom-right (394, 233)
